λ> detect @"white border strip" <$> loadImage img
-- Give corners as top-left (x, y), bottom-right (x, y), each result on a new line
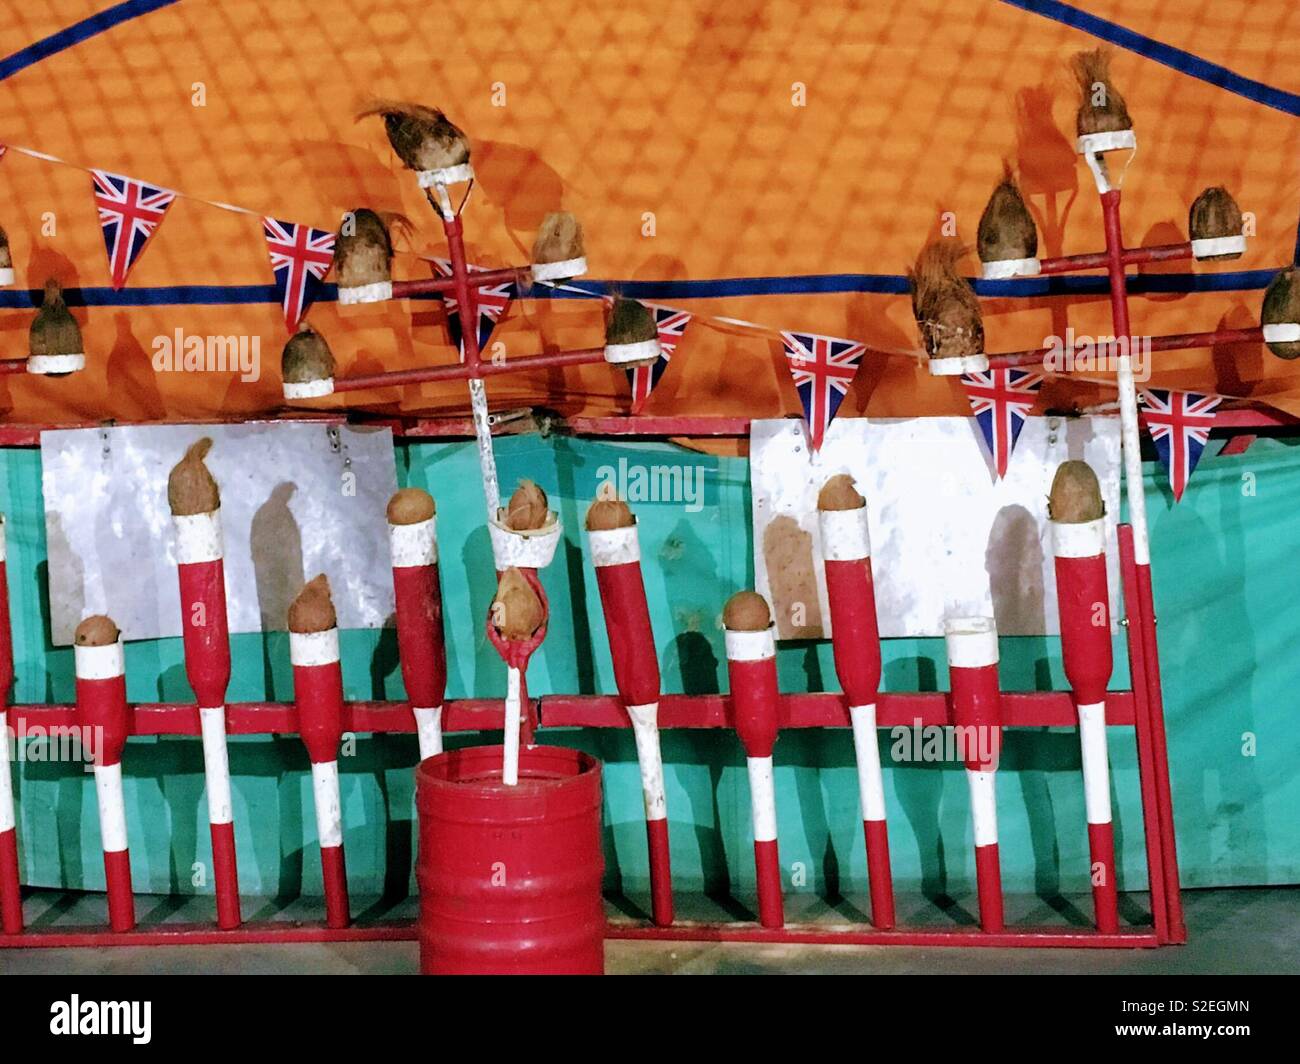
top-left (1051, 517), bottom-right (1105, 559)
top-left (1076, 129), bottom-right (1136, 155)
top-left (604, 338), bottom-right (661, 365)
top-left (589, 523), bottom-right (640, 567)
top-left (95, 762), bottom-right (129, 852)
top-left (746, 756), bottom-right (777, 842)
top-left (725, 625), bottom-right (776, 662)
top-left (173, 511), bottom-right (224, 565)
top-left (0, 267), bottom-right (13, 287)
top-left (1263, 322), bottom-right (1300, 344)
top-left (336, 280), bottom-right (392, 305)
top-left (928, 353), bottom-right (988, 376)
top-left (27, 353), bottom-right (85, 375)
top-left (74, 639), bottom-right (124, 680)
top-left (981, 256), bottom-right (1041, 280)
top-left (290, 628), bottom-right (340, 667)
top-left (283, 377), bottom-right (334, 399)
top-left (1191, 234), bottom-right (1246, 259)
top-left (417, 162), bottom-right (474, 188)
top-left (531, 256), bottom-right (587, 282)
top-left (944, 617), bottom-right (998, 668)
top-left (311, 760), bottom-right (343, 848)
top-left (819, 505), bottom-right (870, 560)
top-left (389, 517), bottom-right (438, 568)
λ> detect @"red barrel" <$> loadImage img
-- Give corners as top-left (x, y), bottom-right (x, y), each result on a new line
top-left (416, 745), bottom-right (605, 975)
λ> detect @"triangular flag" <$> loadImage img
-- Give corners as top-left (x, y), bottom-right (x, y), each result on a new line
top-left (1139, 388), bottom-right (1221, 501)
top-left (780, 331), bottom-right (865, 452)
top-left (263, 217), bottom-right (336, 331)
top-left (431, 258), bottom-right (515, 362)
top-left (959, 368), bottom-right (1043, 478)
top-left (90, 169), bottom-right (177, 289)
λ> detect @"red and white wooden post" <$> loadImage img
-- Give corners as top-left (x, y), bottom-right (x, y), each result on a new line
top-left (819, 494), bottom-right (895, 929)
top-left (172, 506), bottom-right (242, 929)
top-left (1051, 513), bottom-right (1120, 932)
top-left (388, 499), bottom-right (447, 760)
top-left (0, 515), bottom-right (21, 933)
top-left (945, 616), bottom-right (1004, 933)
top-left (290, 622), bottom-right (350, 929)
top-left (724, 597), bottom-right (783, 929)
top-left (588, 514), bottom-right (673, 926)
top-left (74, 622), bottom-right (135, 932)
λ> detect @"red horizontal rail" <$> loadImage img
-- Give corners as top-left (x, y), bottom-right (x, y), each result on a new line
top-left (986, 326), bottom-right (1266, 370)
top-left (0, 359), bottom-right (30, 375)
top-left (332, 346), bottom-right (608, 392)
top-left (389, 267), bottom-right (528, 300)
top-left (1035, 242), bottom-right (1194, 276)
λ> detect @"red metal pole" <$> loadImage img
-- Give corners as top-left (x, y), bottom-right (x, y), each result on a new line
top-left (390, 267), bottom-right (527, 300)
top-left (986, 327), bottom-right (1266, 371)
top-left (1036, 242), bottom-right (1193, 276)
top-left (333, 347), bottom-right (607, 393)
top-left (443, 216), bottom-right (482, 373)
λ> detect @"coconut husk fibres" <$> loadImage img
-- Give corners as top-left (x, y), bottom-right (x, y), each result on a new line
top-left (281, 322), bottom-right (335, 385)
top-left (356, 100), bottom-right (470, 173)
top-left (532, 212), bottom-right (584, 267)
top-left (977, 165), bottom-right (1038, 265)
top-left (492, 567), bottom-right (545, 640)
top-left (606, 297), bottom-right (658, 346)
top-left (907, 242), bottom-right (984, 359)
top-left (505, 479), bottom-right (550, 531)
top-left (723, 590), bottom-right (772, 632)
top-left (817, 474), bottom-right (864, 512)
top-left (168, 438), bottom-right (220, 516)
top-left (1189, 187), bottom-right (1244, 261)
top-left (288, 574), bottom-right (337, 634)
top-left (387, 487), bottom-right (436, 525)
top-left (1071, 49), bottom-right (1132, 136)
top-left (1048, 461), bottom-right (1105, 523)
top-left (0, 225), bottom-right (11, 272)
top-left (586, 496), bottom-right (635, 531)
top-left (1262, 268), bottom-right (1300, 359)
top-left (333, 208), bottom-right (401, 289)
top-left (30, 279), bottom-right (83, 357)
top-left (75, 614), bottom-right (120, 647)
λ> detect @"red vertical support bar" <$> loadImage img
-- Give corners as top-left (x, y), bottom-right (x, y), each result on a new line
top-left (389, 508), bottom-right (447, 760)
top-left (1118, 525), bottom-right (1169, 941)
top-left (0, 516), bottom-right (22, 933)
top-left (443, 216), bottom-right (481, 371)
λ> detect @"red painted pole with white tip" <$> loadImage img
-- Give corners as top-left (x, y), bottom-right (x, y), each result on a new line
top-left (0, 516), bottom-right (20, 933)
top-left (589, 520), bottom-right (673, 926)
top-left (1051, 517), bottom-right (1120, 932)
top-left (74, 636), bottom-right (134, 932)
top-left (725, 620), bottom-right (783, 929)
top-left (945, 617), bottom-right (1004, 933)
top-left (290, 627), bottom-right (350, 929)
top-left (173, 508), bottom-right (241, 929)
top-left (819, 502), bottom-right (895, 929)
top-left (389, 515), bottom-right (447, 760)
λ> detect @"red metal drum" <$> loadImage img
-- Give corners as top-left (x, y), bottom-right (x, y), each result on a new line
top-left (416, 745), bottom-right (605, 975)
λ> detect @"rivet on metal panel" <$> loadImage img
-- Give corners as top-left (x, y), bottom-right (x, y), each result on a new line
top-left (99, 427), bottom-right (111, 458)
top-left (327, 426), bottom-right (341, 453)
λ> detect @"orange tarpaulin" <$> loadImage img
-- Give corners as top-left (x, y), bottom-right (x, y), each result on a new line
top-left (0, 0), bottom-right (1297, 428)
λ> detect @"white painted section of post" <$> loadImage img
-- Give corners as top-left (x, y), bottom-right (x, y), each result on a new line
top-left (468, 378), bottom-right (501, 519)
top-left (747, 755), bottom-right (777, 843)
top-left (849, 703), bottom-right (887, 822)
top-left (1077, 702), bottom-right (1113, 825)
top-left (966, 768), bottom-right (998, 848)
top-left (0, 710), bottom-right (14, 834)
top-left (94, 762), bottom-right (128, 853)
top-left (310, 760), bottom-right (343, 848)
top-left (502, 667), bottom-right (521, 786)
top-left (199, 706), bottom-right (233, 825)
top-left (1116, 355), bottom-right (1151, 564)
top-left (413, 706), bottom-right (444, 760)
top-left (626, 702), bottom-right (667, 821)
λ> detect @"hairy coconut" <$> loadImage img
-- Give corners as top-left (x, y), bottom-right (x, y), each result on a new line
top-left (356, 100), bottom-right (470, 173)
top-left (586, 497), bottom-right (634, 531)
top-left (1262, 268), bottom-right (1300, 359)
top-left (167, 437), bottom-right (220, 516)
top-left (817, 474), bottom-right (865, 511)
top-left (29, 279), bottom-right (83, 357)
top-left (387, 487), bottom-right (436, 525)
top-left (532, 212), bottom-right (584, 266)
top-left (288, 574), bottom-right (337, 634)
top-left (505, 479), bottom-right (550, 531)
top-left (606, 297), bottom-right (658, 345)
top-left (723, 590), bottom-right (772, 632)
top-left (977, 165), bottom-right (1038, 264)
top-left (492, 567), bottom-right (545, 640)
top-left (1189, 187), bottom-right (1244, 261)
top-left (334, 208), bottom-right (400, 289)
top-left (1071, 49), bottom-right (1132, 136)
top-left (281, 321), bottom-right (335, 384)
top-left (0, 225), bottom-right (11, 272)
top-left (907, 242), bottom-right (984, 359)
top-left (1048, 461), bottom-right (1105, 523)
top-left (75, 614), bottom-right (120, 647)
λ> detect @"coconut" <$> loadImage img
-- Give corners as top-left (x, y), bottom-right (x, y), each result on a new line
top-left (817, 474), bottom-right (864, 512)
top-left (492, 566), bottom-right (545, 640)
top-left (387, 487), bottom-right (435, 525)
top-left (723, 591), bottom-right (772, 632)
top-left (532, 212), bottom-right (584, 267)
top-left (356, 100), bottom-right (470, 174)
top-left (1189, 187), bottom-right (1244, 261)
top-left (1048, 461), bottom-right (1105, 523)
top-left (281, 321), bottom-right (335, 385)
top-left (505, 479), bottom-right (550, 531)
top-left (75, 614), bottom-right (120, 647)
top-left (168, 438), bottom-right (220, 517)
top-left (1262, 268), bottom-right (1300, 359)
top-left (977, 166), bottom-right (1038, 265)
top-left (333, 208), bottom-right (398, 291)
top-left (29, 279), bottom-right (83, 358)
top-left (907, 242), bottom-right (984, 359)
top-left (605, 296), bottom-right (660, 367)
top-left (288, 574), bottom-right (337, 634)
top-left (0, 225), bottom-right (12, 282)
top-left (586, 496), bottom-right (634, 531)
top-left (1071, 49), bottom-right (1132, 136)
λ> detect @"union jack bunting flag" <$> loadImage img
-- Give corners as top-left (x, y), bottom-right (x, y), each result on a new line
top-left (1139, 388), bottom-right (1221, 501)
top-left (431, 258), bottom-right (515, 361)
top-left (780, 331), bottom-right (866, 452)
top-left (626, 303), bottom-right (692, 414)
top-left (262, 217), bottom-right (336, 331)
top-left (91, 170), bottom-right (177, 289)
top-left (960, 368), bottom-right (1044, 478)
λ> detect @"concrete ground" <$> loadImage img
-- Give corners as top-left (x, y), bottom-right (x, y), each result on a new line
top-left (1, 887), bottom-right (1296, 974)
